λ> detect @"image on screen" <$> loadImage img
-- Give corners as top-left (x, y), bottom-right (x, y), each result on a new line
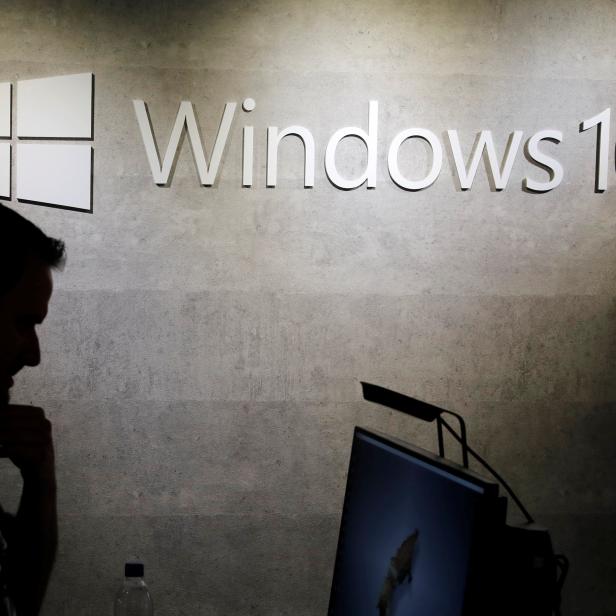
top-left (328, 429), bottom-right (497, 616)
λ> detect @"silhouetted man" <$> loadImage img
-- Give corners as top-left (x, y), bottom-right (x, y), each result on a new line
top-left (0, 204), bottom-right (65, 616)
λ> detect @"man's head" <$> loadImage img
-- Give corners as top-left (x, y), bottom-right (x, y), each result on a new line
top-left (0, 205), bottom-right (65, 405)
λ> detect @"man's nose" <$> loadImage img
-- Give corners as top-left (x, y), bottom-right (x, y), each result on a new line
top-left (22, 332), bottom-right (41, 367)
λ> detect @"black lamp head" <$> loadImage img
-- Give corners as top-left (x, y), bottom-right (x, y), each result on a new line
top-left (360, 381), bottom-right (445, 423)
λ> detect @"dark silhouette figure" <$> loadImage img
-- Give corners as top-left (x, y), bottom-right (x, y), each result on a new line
top-left (0, 204), bottom-right (65, 616)
top-left (377, 530), bottom-right (419, 616)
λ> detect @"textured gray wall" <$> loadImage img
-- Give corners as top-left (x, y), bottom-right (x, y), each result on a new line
top-left (0, 0), bottom-right (615, 614)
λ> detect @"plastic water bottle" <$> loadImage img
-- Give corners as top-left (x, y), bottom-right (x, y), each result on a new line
top-left (113, 561), bottom-right (154, 616)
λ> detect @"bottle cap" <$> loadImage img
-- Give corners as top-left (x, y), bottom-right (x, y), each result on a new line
top-left (124, 561), bottom-right (144, 578)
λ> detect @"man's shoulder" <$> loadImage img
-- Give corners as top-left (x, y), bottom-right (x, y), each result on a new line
top-left (0, 502), bottom-right (16, 616)
top-left (0, 505), bottom-right (14, 544)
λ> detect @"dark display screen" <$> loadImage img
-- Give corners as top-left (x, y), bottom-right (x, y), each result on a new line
top-left (329, 429), bottom-right (497, 616)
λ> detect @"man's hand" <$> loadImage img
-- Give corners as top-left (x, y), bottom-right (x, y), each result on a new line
top-left (0, 404), bottom-right (57, 616)
top-left (0, 405), bottom-right (55, 480)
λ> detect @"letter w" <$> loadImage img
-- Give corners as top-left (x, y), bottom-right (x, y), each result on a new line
top-left (447, 130), bottom-right (523, 190)
top-left (133, 100), bottom-right (236, 186)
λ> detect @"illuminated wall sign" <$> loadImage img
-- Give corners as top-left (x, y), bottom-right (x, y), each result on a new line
top-left (134, 99), bottom-right (612, 194)
top-left (0, 73), bottom-right (94, 212)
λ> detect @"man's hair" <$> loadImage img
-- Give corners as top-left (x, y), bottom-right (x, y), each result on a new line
top-left (0, 204), bottom-right (66, 295)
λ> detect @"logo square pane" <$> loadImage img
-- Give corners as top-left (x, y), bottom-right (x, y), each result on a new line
top-left (17, 144), bottom-right (92, 211)
top-left (17, 73), bottom-right (93, 139)
top-left (0, 83), bottom-right (10, 138)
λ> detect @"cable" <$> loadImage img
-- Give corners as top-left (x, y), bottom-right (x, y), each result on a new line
top-left (553, 554), bottom-right (569, 616)
top-left (439, 417), bottom-right (535, 525)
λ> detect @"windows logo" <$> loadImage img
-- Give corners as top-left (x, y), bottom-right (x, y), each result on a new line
top-left (0, 73), bottom-right (93, 213)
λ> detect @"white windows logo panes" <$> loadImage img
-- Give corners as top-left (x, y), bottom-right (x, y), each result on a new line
top-left (0, 73), bottom-right (93, 212)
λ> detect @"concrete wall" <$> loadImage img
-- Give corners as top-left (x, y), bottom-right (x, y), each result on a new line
top-left (1, 0), bottom-right (615, 613)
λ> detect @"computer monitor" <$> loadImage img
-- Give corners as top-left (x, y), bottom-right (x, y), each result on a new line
top-left (328, 427), bottom-right (503, 616)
